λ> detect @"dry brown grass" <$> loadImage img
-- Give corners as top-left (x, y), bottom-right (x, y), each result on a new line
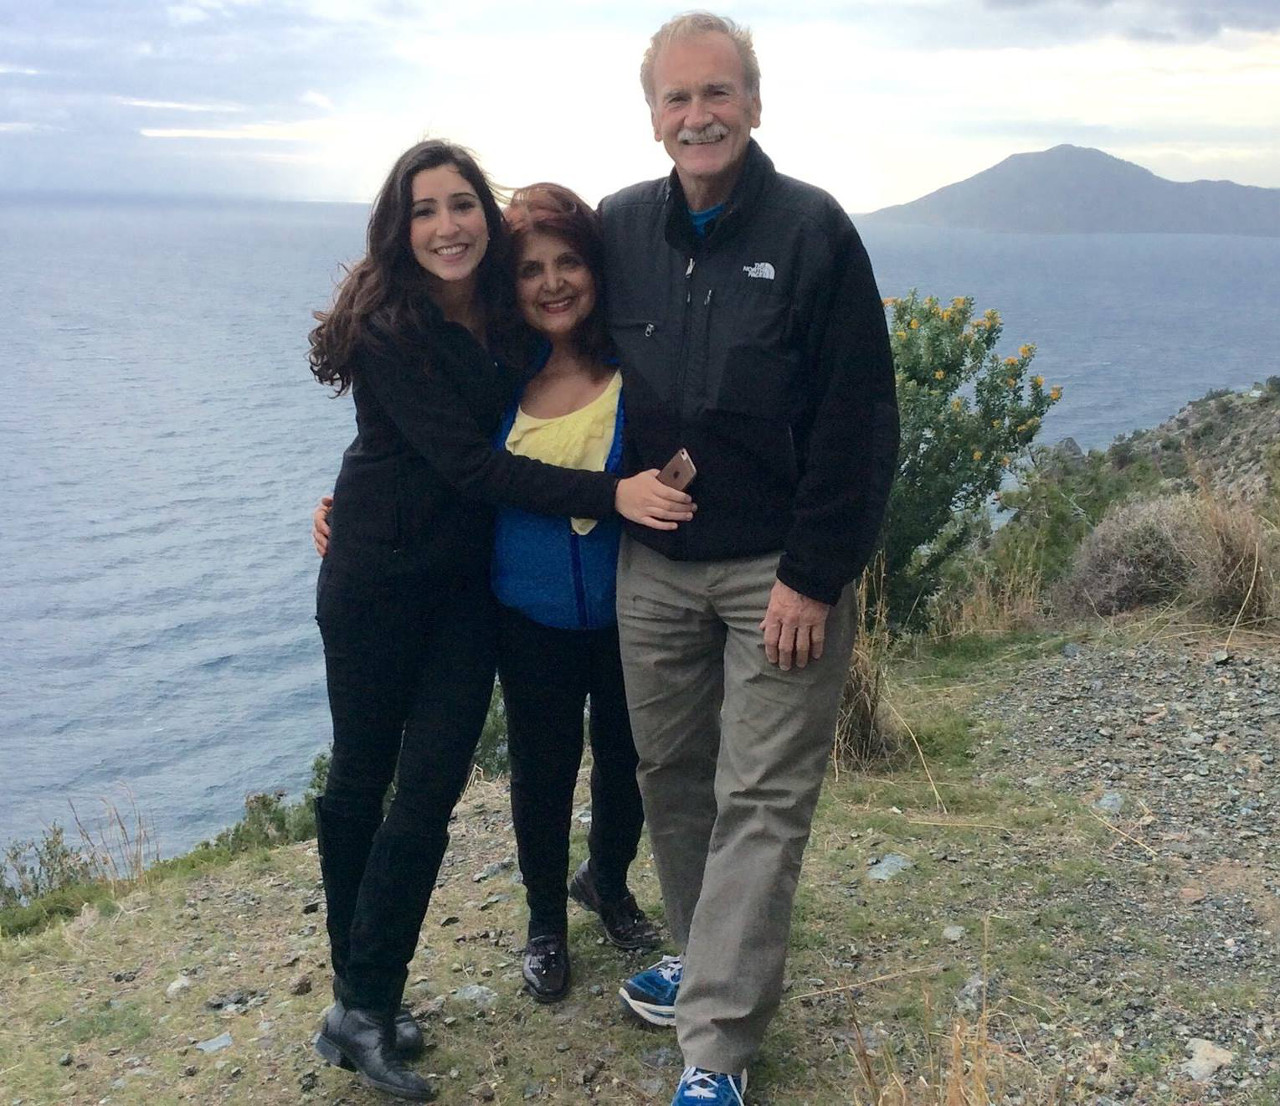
top-left (844, 996), bottom-right (1070, 1106)
top-left (1058, 487), bottom-right (1279, 626)
top-left (2, 790), bottom-right (157, 912)
top-left (930, 541), bottom-right (1047, 640)
top-left (69, 790), bottom-right (159, 891)
top-left (834, 566), bottom-right (900, 770)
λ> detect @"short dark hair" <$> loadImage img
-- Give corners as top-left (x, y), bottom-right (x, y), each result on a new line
top-left (504, 183), bottom-right (614, 370)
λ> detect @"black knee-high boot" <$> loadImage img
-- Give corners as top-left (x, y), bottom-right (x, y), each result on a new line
top-left (339, 824), bottom-right (450, 1012)
top-left (314, 796), bottom-right (380, 996)
top-left (314, 798), bottom-right (426, 1061)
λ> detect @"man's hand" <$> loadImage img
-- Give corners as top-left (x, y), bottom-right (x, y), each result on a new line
top-left (312, 494), bottom-right (334, 557)
top-left (759, 580), bottom-right (830, 671)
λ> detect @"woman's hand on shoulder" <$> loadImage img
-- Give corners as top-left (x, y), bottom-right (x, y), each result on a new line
top-left (312, 494), bottom-right (334, 556)
top-left (614, 472), bottom-right (695, 531)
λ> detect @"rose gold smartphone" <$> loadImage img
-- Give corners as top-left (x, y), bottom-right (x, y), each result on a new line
top-left (656, 448), bottom-right (697, 490)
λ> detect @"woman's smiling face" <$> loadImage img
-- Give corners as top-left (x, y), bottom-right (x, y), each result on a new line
top-left (408, 164), bottom-right (490, 287)
top-left (514, 229), bottom-right (597, 341)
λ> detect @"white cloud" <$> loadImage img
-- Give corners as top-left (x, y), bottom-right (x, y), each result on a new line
top-left (751, 22), bottom-right (1280, 209)
top-left (166, 5), bottom-right (213, 26)
top-left (3, 1), bottom-right (1278, 203)
top-left (0, 64), bottom-right (42, 76)
top-left (141, 116), bottom-right (359, 143)
top-left (118, 98), bottom-right (246, 112)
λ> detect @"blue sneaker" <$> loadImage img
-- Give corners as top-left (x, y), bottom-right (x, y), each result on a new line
top-left (671, 1066), bottom-right (747, 1105)
top-left (618, 953), bottom-right (683, 1027)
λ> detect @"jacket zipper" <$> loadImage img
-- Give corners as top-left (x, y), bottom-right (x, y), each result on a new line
top-left (675, 254), bottom-right (697, 418)
top-left (569, 529), bottom-right (589, 628)
top-left (674, 254), bottom-right (699, 559)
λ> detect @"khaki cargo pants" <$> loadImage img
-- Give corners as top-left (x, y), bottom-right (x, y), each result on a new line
top-left (616, 536), bottom-right (857, 1073)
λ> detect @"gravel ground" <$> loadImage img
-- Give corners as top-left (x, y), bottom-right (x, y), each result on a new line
top-left (972, 637), bottom-right (1280, 1103)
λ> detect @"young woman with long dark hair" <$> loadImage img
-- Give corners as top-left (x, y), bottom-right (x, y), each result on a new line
top-left (306, 141), bottom-right (691, 1101)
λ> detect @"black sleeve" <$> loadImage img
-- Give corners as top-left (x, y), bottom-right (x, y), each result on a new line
top-left (360, 346), bottom-right (618, 519)
top-left (775, 221), bottom-right (900, 604)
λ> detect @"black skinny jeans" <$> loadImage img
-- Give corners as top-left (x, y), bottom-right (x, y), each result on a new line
top-left (316, 552), bottom-right (497, 1010)
top-left (497, 604), bottom-right (645, 939)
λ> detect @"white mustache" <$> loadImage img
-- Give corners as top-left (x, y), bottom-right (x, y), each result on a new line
top-left (677, 123), bottom-right (729, 145)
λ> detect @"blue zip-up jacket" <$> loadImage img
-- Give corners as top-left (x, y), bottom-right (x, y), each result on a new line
top-left (491, 389), bottom-right (625, 630)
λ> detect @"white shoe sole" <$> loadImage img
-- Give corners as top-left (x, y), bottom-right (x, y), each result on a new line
top-left (618, 987), bottom-right (676, 1027)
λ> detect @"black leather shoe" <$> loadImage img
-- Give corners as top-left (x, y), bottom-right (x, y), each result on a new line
top-left (568, 861), bottom-right (661, 951)
top-left (313, 1000), bottom-right (436, 1101)
top-left (522, 933), bottom-right (571, 1003)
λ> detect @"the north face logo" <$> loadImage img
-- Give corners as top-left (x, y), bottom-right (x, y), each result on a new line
top-left (742, 262), bottom-right (775, 280)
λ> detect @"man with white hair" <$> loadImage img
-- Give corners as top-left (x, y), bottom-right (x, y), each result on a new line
top-left (599, 12), bottom-right (899, 1105)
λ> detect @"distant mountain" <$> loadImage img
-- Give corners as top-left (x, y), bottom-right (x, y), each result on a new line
top-left (863, 145), bottom-right (1280, 235)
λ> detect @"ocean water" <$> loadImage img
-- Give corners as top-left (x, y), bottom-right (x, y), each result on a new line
top-left (860, 224), bottom-right (1280, 448)
top-left (3, 196), bottom-right (1279, 856)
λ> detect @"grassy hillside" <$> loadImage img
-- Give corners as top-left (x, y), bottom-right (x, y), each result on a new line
top-left (4, 627), bottom-right (1278, 1105)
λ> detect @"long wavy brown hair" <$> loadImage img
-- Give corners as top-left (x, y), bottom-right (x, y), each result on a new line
top-left (308, 139), bottom-right (512, 394)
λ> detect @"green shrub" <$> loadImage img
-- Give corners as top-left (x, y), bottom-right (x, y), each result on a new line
top-left (881, 292), bottom-right (1061, 624)
top-left (992, 449), bottom-right (1162, 588)
top-left (1, 824), bottom-right (94, 910)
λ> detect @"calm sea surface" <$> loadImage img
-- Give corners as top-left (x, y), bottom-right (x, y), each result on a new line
top-left (3, 196), bottom-right (1279, 855)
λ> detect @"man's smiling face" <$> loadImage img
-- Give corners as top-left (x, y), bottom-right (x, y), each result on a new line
top-left (649, 31), bottom-right (761, 208)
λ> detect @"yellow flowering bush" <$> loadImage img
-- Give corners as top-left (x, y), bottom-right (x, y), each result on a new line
top-left (883, 290), bottom-right (1062, 622)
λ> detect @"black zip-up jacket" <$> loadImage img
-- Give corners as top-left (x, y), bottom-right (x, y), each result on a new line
top-left (326, 304), bottom-right (617, 576)
top-left (599, 141), bottom-right (899, 605)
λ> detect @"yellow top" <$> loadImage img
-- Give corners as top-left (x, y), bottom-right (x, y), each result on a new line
top-left (505, 371), bottom-right (621, 535)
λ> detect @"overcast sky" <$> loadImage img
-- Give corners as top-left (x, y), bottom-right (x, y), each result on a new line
top-left (2, 0), bottom-right (1278, 211)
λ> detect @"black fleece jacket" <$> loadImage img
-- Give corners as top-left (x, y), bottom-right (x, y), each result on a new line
top-left (598, 140), bottom-right (900, 605)
top-left (326, 305), bottom-right (617, 575)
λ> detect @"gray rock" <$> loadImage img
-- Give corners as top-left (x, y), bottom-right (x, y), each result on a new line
top-left (165, 976), bottom-right (191, 1000)
top-left (195, 1032), bottom-right (233, 1054)
top-left (640, 1045), bottom-right (681, 1069)
top-left (942, 925), bottom-right (966, 942)
top-left (472, 857), bottom-right (515, 883)
top-left (867, 853), bottom-right (913, 881)
top-left (1062, 642), bottom-right (1081, 659)
top-left (955, 973), bottom-right (990, 1015)
top-left (453, 984), bottom-right (498, 1009)
top-left (1093, 792), bottom-right (1125, 815)
top-left (1180, 1038), bottom-right (1233, 1081)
